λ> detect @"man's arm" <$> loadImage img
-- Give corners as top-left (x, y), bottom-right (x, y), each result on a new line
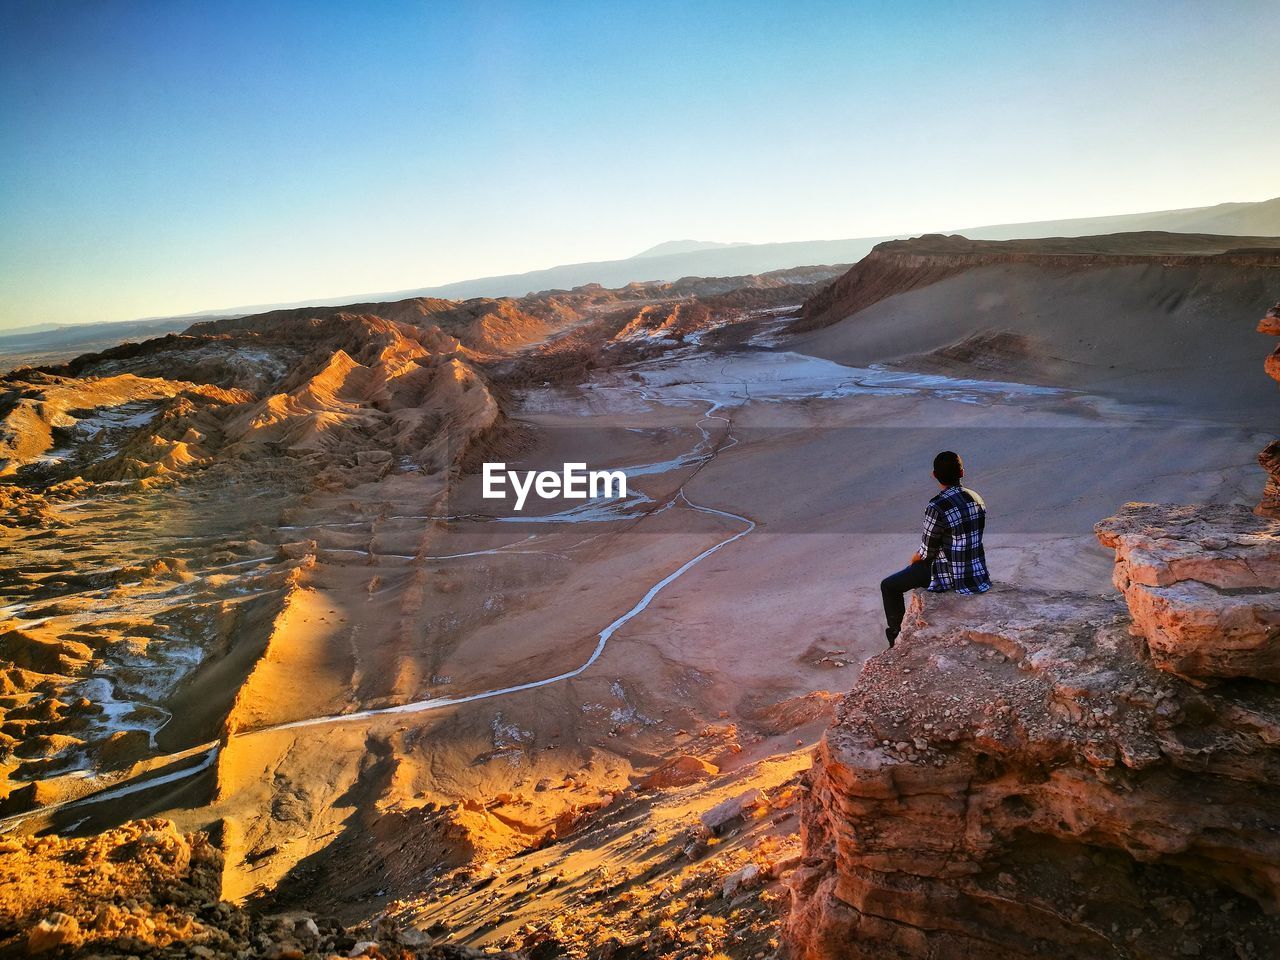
top-left (917, 502), bottom-right (945, 563)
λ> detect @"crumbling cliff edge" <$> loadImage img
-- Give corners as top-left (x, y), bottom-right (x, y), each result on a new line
top-left (786, 304), bottom-right (1280, 959)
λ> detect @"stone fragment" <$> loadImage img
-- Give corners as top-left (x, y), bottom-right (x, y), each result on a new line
top-left (27, 913), bottom-right (80, 953)
top-left (294, 917), bottom-right (320, 940)
top-left (722, 862), bottom-right (761, 898)
top-left (637, 754), bottom-right (719, 790)
top-left (701, 788), bottom-right (767, 832)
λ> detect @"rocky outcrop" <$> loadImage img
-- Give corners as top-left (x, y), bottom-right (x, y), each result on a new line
top-left (0, 372), bottom-right (243, 476)
top-left (1260, 441), bottom-right (1280, 519)
top-left (1260, 303), bottom-right (1280, 338)
top-left (1258, 303), bottom-right (1280, 518)
top-left (0, 310), bottom-right (506, 493)
top-left (0, 818), bottom-right (227, 956)
top-left (1098, 502), bottom-right (1280, 680)
top-left (787, 582), bottom-right (1280, 959)
top-left (786, 307), bottom-right (1280, 959)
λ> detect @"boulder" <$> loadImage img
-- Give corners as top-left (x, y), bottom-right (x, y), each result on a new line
top-left (700, 788), bottom-right (767, 833)
top-left (722, 862), bottom-right (761, 898)
top-left (637, 754), bottom-right (719, 790)
top-left (1260, 303), bottom-right (1280, 337)
top-left (27, 913), bottom-right (80, 953)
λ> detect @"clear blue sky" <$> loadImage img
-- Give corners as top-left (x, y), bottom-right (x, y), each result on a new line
top-left (1, 0), bottom-right (1277, 328)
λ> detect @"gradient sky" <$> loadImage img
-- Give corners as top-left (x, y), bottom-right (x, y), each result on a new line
top-left (1, 0), bottom-right (1278, 329)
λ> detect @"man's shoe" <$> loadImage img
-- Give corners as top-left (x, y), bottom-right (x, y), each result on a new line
top-left (885, 626), bottom-right (899, 648)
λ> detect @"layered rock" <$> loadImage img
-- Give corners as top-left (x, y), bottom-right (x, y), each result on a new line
top-left (1097, 502), bottom-right (1280, 680)
top-left (787, 584), bottom-right (1280, 959)
top-left (1260, 441), bottom-right (1280, 519)
top-left (0, 372), bottom-right (242, 476)
top-left (1259, 303), bottom-right (1280, 518)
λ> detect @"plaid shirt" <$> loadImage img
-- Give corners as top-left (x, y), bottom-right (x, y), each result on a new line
top-left (920, 484), bottom-right (991, 594)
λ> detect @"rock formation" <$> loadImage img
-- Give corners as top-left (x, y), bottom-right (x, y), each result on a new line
top-left (1, 267), bottom-right (844, 489)
top-left (1258, 303), bottom-right (1280, 518)
top-left (789, 234), bottom-right (1280, 334)
top-left (787, 584), bottom-right (1280, 959)
top-left (0, 372), bottom-right (243, 477)
top-left (787, 305), bottom-right (1280, 959)
top-left (1097, 502), bottom-right (1280, 681)
top-left (0, 817), bottom-right (528, 957)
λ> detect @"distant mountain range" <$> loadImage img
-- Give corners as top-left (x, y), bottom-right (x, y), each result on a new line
top-left (363, 196), bottom-right (1280, 303)
top-left (5, 198), bottom-right (1278, 351)
top-left (950, 198), bottom-right (1280, 242)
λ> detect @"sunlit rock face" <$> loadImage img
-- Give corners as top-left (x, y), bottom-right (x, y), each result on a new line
top-left (1259, 304), bottom-right (1280, 519)
top-left (786, 304), bottom-right (1280, 960)
top-left (1097, 502), bottom-right (1280, 681)
top-left (0, 816), bottom-right (533, 957)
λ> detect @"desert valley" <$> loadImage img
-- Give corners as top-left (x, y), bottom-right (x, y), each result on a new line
top-left (1, 218), bottom-right (1280, 959)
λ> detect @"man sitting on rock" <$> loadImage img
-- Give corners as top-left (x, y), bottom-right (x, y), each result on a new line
top-left (880, 450), bottom-right (991, 647)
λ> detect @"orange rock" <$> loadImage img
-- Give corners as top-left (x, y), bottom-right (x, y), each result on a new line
top-left (1260, 303), bottom-right (1280, 337)
top-left (637, 755), bottom-right (719, 790)
top-left (1097, 502), bottom-right (1280, 680)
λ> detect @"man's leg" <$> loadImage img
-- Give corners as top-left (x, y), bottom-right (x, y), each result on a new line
top-left (879, 559), bottom-right (932, 646)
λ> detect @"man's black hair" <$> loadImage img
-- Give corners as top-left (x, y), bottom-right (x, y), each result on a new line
top-left (933, 450), bottom-right (963, 486)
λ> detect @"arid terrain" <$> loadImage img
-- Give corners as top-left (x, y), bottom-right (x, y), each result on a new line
top-left (2, 237), bottom-right (1279, 958)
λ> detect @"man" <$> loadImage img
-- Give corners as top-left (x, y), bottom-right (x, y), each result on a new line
top-left (880, 451), bottom-right (991, 647)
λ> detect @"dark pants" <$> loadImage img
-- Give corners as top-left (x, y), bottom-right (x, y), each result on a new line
top-left (880, 559), bottom-right (932, 636)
